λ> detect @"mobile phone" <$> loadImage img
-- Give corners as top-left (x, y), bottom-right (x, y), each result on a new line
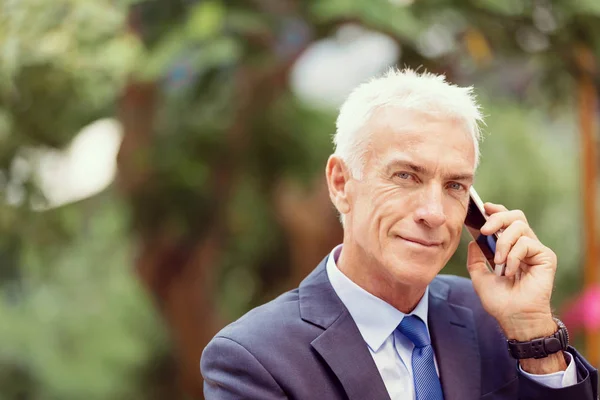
top-left (464, 187), bottom-right (506, 276)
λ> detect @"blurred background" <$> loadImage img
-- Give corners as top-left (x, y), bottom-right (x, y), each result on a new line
top-left (1, 0), bottom-right (600, 398)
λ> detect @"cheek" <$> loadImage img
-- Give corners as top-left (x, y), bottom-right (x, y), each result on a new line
top-left (349, 187), bottom-right (380, 232)
top-left (355, 184), bottom-right (387, 212)
top-left (445, 203), bottom-right (468, 237)
top-left (369, 186), bottom-right (408, 224)
top-left (351, 185), bottom-right (400, 242)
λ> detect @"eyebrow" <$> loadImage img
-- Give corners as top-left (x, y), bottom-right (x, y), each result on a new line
top-left (384, 158), bottom-right (474, 182)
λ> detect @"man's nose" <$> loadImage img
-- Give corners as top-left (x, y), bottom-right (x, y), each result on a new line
top-left (414, 185), bottom-right (447, 228)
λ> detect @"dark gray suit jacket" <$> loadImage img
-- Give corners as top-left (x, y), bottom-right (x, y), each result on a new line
top-left (201, 256), bottom-right (598, 399)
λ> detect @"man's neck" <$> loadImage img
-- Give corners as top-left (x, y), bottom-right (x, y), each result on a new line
top-left (336, 242), bottom-right (427, 314)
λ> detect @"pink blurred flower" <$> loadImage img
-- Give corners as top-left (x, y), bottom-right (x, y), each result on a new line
top-left (562, 285), bottom-right (600, 337)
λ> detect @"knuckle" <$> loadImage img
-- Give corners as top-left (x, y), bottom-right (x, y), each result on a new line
top-left (516, 235), bottom-right (529, 246)
top-left (514, 209), bottom-right (527, 221)
top-left (513, 220), bottom-right (527, 229)
top-left (548, 249), bottom-right (558, 264)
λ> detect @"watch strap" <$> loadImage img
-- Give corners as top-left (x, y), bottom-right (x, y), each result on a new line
top-left (508, 336), bottom-right (564, 359)
top-left (507, 318), bottom-right (569, 360)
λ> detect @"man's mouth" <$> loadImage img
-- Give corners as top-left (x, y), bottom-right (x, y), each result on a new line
top-left (396, 235), bottom-right (443, 248)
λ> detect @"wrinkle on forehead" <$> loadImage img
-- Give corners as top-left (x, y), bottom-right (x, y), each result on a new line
top-left (362, 108), bottom-right (476, 176)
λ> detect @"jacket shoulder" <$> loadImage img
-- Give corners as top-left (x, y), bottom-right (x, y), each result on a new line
top-left (209, 288), bottom-right (319, 349)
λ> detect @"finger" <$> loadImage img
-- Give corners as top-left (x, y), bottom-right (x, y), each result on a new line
top-left (515, 268), bottom-right (523, 282)
top-left (484, 202), bottom-right (508, 215)
top-left (467, 241), bottom-right (494, 288)
top-left (504, 236), bottom-right (544, 277)
top-left (481, 209), bottom-right (531, 237)
top-left (493, 220), bottom-right (530, 265)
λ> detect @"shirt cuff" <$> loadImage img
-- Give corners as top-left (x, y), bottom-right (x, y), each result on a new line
top-left (518, 352), bottom-right (577, 388)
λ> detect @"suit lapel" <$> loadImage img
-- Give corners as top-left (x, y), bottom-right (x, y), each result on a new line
top-left (429, 278), bottom-right (482, 400)
top-left (299, 260), bottom-right (390, 400)
top-left (311, 311), bottom-right (391, 400)
top-left (299, 259), bottom-right (482, 400)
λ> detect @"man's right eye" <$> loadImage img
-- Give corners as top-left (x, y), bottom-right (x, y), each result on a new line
top-left (395, 172), bottom-right (412, 180)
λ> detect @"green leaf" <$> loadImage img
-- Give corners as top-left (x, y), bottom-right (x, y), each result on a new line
top-left (186, 0), bottom-right (226, 40)
top-left (571, 0), bottom-right (600, 16)
top-left (136, 28), bottom-right (187, 80)
top-left (471, 0), bottom-right (529, 16)
top-left (311, 0), bottom-right (423, 41)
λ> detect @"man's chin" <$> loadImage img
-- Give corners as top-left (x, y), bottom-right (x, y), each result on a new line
top-left (385, 256), bottom-right (442, 286)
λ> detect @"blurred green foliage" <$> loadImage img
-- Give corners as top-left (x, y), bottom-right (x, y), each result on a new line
top-left (0, 194), bottom-right (168, 399)
top-left (0, 0), bottom-right (598, 398)
top-left (0, 0), bottom-right (136, 294)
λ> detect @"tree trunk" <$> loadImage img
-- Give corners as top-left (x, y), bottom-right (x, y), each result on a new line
top-left (117, 81), bottom-right (223, 398)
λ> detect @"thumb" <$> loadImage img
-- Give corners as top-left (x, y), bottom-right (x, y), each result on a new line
top-left (466, 241), bottom-right (492, 287)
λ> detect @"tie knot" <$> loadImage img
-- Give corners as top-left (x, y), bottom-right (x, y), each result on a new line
top-left (397, 315), bottom-right (430, 348)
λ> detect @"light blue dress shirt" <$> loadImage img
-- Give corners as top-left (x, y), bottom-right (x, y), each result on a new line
top-left (325, 245), bottom-right (576, 400)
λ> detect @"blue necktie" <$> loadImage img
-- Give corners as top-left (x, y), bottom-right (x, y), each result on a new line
top-left (397, 315), bottom-right (444, 400)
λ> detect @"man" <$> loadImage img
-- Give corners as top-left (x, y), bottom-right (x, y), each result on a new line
top-left (201, 69), bottom-right (598, 399)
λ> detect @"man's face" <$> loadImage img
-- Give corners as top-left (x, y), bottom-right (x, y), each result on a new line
top-left (345, 108), bottom-right (476, 287)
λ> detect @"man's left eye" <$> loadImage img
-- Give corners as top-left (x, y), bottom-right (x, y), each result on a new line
top-left (448, 182), bottom-right (464, 191)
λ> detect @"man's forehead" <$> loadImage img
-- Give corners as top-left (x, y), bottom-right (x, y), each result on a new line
top-left (381, 153), bottom-right (472, 170)
top-left (368, 112), bottom-right (471, 147)
top-left (365, 109), bottom-right (476, 167)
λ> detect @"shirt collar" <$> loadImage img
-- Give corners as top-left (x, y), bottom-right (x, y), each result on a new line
top-left (326, 244), bottom-right (430, 352)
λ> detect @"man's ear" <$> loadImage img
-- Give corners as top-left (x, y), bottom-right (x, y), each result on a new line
top-left (325, 155), bottom-right (352, 216)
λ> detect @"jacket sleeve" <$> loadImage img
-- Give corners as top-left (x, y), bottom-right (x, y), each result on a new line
top-left (201, 336), bottom-right (288, 399)
top-left (518, 346), bottom-right (598, 400)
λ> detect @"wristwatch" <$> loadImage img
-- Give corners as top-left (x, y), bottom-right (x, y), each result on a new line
top-left (507, 318), bottom-right (569, 359)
